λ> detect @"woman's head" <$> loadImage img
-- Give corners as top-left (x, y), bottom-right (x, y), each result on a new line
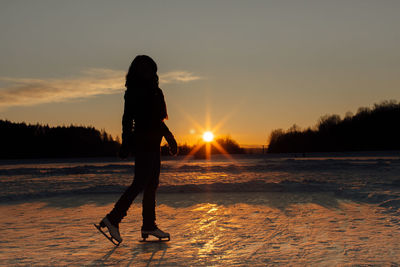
top-left (125, 55), bottom-right (158, 89)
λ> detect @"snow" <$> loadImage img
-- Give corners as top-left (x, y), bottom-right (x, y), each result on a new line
top-left (1, 192), bottom-right (399, 266)
top-left (1, 153), bottom-right (400, 265)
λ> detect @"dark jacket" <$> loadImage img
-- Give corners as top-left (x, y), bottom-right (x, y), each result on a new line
top-left (121, 87), bottom-right (171, 153)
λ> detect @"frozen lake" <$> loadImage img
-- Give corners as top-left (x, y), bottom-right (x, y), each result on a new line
top-left (1, 152), bottom-right (399, 265)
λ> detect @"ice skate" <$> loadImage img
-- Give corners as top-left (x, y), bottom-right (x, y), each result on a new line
top-left (94, 217), bottom-right (122, 246)
top-left (141, 226), bottom-right (170, 242)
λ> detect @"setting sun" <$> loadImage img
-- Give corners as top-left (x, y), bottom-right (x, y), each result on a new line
top-left (202, 131), bottom-right (214, 142)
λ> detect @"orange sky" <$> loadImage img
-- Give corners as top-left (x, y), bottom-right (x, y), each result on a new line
top-left (1, 1), bottom-right (400, 146)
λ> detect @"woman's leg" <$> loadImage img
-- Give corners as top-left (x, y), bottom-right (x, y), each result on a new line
top-left (141, 152), bottom-right (161, 230)
top-left (107, 154), bottom-right (152, 226)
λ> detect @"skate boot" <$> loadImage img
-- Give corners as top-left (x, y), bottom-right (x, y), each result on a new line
top-left (94, 216), bottom-right (122, 246)
top-left (141, 225), bottom-right (170, 241)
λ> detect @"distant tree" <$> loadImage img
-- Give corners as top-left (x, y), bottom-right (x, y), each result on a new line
top-left (317, 114), bottom-right (341, 132)
top-left (189, 135), bottom-right (245, 158)
top-left (268, 129), bottom-right (284, 144)
top-left (0, 120), bottom-right (120, 159)
top-left (267, 100), bottom-right (400, 153)
top-left (288, 124), bottom-right (301, 133)
top-left (177, 143), bottom-right (192, 155)
top-left (344, 111), bottom-right (353, 120)
top-left (214, 136), bottom-right (244, 154)
top-left (356, 106), bottom-right (371, 116)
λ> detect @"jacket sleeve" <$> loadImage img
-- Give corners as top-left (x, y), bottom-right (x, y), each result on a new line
top-left (121, 91), bottom-right (134, 146)
top-left (161, 121), bottom-right (173, 138)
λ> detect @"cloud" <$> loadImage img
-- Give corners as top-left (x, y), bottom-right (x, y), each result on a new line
top-left (159, 71), bottom-right (201, 84)
top-left (0, 69), bottom-right (201, 108)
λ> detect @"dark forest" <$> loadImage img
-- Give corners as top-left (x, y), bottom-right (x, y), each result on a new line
top-left (0, 120), bottom-right (245, 159)
top-left (0, 120), bottom-right (120, 159)
top-left (268, 100), bottom-right (400, 153)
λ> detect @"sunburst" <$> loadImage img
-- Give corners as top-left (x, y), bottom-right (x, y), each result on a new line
top-left (172, 111), bottom-right (240, 165)
top-left (166, 95), bottom-right (248, 167)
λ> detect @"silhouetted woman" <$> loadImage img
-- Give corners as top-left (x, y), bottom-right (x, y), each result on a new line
top-left (95, 55), bottom-right (177, 245)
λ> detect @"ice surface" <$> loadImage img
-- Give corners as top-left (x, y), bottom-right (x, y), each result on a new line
top-left (0, 192), bottom-right (399, 266)
top-left (1, 154), bottom-right (400, 206)
top-left (1, 153), bottom-right (400, 265)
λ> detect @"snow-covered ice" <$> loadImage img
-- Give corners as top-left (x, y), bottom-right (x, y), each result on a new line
top-left (1, 153), bottom-right (400, 265)
top-left (1, 193), bottom-right (400, 266)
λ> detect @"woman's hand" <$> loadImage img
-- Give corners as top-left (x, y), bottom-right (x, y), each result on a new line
top-left (165, 133), bottom-right (178, 156)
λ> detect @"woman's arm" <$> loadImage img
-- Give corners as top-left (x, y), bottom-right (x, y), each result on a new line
top-left (161, 122), bottom-right (178, 155)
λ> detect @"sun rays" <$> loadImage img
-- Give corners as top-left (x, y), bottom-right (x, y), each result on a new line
top-left (169, 111), bottom-right (240, 168)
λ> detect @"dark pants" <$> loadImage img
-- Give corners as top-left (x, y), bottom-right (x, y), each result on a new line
top-left (107, 151), bottom-right (160, 230)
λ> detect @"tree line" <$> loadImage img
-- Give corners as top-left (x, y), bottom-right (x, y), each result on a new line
top-left (161, 136), bottom-right (245, 157)
top-left (267, 100), bottom-right (400, 153)
top-left (0, 120), bottom-right (245, 159)
top-left (0, 120), bottom-right (120, 159)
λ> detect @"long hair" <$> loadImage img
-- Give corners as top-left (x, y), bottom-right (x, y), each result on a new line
top-left (125, 55), bottom-right (158, 90)
top-left (125, 55), bottom-right (168, 121)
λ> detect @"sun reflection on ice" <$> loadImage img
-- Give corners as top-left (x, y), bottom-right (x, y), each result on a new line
top-left (192, 204), bottom-right (221, 258)
top-left (1, 195), bottom-right (400, 265)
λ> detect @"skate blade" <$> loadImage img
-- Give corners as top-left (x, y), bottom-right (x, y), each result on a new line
top-left (94, 224), bottom-right (121, 246)
top-left (140, 235), bottom-right (170, 242)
